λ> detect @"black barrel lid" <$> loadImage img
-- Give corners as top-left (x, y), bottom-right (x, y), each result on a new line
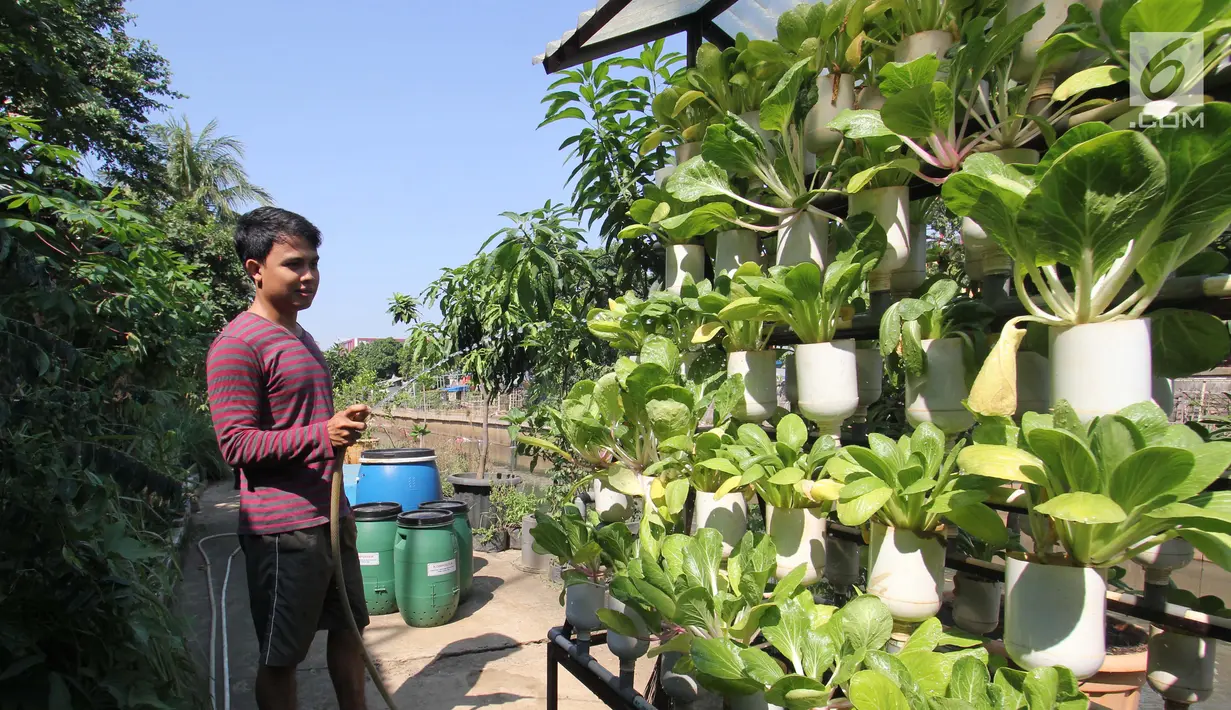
top-left (397, 510), bottom-right (453, 528)
top-left (420, 500), bottom-right (469, 520)
top-left (352, 502), bottom-right (402, 521)
top-left (360, 448), bottom-right (435, 462)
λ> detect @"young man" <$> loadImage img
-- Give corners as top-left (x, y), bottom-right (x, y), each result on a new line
top-left (205, 207), bottom-right (371, 710)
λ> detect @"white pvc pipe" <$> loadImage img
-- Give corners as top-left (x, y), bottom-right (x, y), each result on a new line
top-left (196, 533), bottom-right (239, 710)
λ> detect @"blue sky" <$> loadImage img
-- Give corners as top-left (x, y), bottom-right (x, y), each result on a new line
top-left (128, 0), bottom-right (682, 347)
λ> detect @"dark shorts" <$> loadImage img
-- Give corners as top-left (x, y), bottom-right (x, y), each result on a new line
top-left (239, 517), bottom-right (369, 667)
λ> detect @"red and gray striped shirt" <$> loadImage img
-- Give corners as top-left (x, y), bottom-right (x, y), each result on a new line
top-left (205, 311), bottom-right (350, 534)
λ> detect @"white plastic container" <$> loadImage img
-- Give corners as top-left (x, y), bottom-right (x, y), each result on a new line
top-left (825, 534), bottom-right (862, 591)
top-left (592, 479), bottom-right (633, 523)
top-left (564, 581), bottom-right (608, 636)
top-left (960, 149), bottom-right (1038, 276)
top-left (776, 211), bottom-right (829, 267)
top-left (728, 350), bottom-right (778, 423)
top-left (895, 30), bottom-right (955, 62)
top-left (768, 505), bottom-right (827, 585)
top-left (1009, 0), bottom-right (1074, 81)
top-left (1147, 627), bottom-right (1217, 704)
top-left (867, 523), bottom-right (946, 622)
top-left (1004, 555), bottom-right (1107, 679)
top-left (905, 338), bottom-right (975, 435)
top-left (1016, 351), bottom-right (1051, 417)
top-left (693, 490), bottom-right (749, 558)
top-left (605, 595), bottom-right (649, 661)
top-left (856, 347), bottom-right (884, 417)
top-left (795, 340), bottom-right (859, 438)
top-left (951, 573), bottom-right (1003, 635)
top-left (714, 229), bottom-right (760, 276)
top-left (675, 141), bottom-right (702, 165)
top-left (804, 73), bottom-right (855, 155)
top-left (1050, 319), bottom-right (1152, 422)
top-left (666, 244), bottom-right (706, 294)
top-left (849, 186), bottom-right (910, 292)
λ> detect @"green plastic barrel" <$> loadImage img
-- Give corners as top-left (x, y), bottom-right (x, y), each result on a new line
top-left (419, 500), bottom-right (473, 601)
top-left (394, 510), bottom-right (459, 627)
top-left (352, 502), bottom-right (402, 615)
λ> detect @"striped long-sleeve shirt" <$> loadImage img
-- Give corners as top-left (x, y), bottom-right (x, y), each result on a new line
top-left (205, 311), bottom-right (350, 534)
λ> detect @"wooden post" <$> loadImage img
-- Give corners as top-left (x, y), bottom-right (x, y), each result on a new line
top-left (478, 388), bottom-right (490, 477)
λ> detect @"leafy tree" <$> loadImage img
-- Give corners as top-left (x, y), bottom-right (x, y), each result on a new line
top-left (0, 0), bottom-right (176, 175)
top-left (145, 115), bottom-right (273, 220)
top-left (388, 292), bottom-right (421, 325)
top-left (160, 201), bottom-right (252, 330)
top-left (0, 116), bottom-right (211, 707)
top-left (351, 338), bottom-right (402, 382)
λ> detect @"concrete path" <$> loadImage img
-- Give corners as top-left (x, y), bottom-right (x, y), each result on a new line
top-left (181, 484), bottom-right (655, 710)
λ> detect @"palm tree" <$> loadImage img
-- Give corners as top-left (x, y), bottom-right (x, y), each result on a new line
top-left (147, 115), bottom-right (273, 220)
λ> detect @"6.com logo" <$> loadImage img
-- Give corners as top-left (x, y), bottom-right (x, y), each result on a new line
top-left (1130, 32), bottom-right (1204, 107)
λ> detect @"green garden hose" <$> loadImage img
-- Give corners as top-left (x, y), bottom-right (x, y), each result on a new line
top-left (330, 453), bottom-right (400, 710)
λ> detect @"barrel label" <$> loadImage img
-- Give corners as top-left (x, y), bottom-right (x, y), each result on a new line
top-left (427, 559), bottom-right (457, 576)
top-left (358, 553), bottom-right (380, 566)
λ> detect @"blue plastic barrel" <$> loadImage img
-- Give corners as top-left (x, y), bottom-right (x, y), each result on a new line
top-left (355, 448), bottom-right (441, 513)
top-left (342, 464), bottom-right (361, 505)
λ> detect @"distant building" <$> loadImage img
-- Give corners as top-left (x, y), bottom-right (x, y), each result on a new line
top-left (338, 337), bottom-right (404, 352)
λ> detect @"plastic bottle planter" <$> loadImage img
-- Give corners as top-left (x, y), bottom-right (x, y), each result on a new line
top-left (660, 651), bottom-right (720, 706)
top-left (905, 338), bottom-right (975, 435)
top-left (825, 534), bottom-right (863, 591)
top-left (1154, 376), bottom-right (1175, 418)
top-left (740, 110), bottom-right (775, 159)
top-left (961, 149), bottom-right (1039, 277)
top-left (592, 479), bottom-right (634, 523)
top-left (519, 514), bottom-right (551, 573)
top-left (714, 229), bottom-right (761, 276)
top-left (1133, 537), bottom-right (1194, 586)
top-left (693, 490), bottom-right (749, 558)
top-left (1050, 319), bottom-right (1152, 423)
top-left (564, 580), bottom-right (607, 642)
top-left (1147, 627), bottom-right (1217, 705)
top-left (895, 30), bottom-right (955, 62)
top-left (767, 505), bottom-right (827, 585)
top-left (951, 572), bottom-right (1004, 635)
top-left (655, 165), bottom-right (675, 188)
top-left (666, 244), bottom-right (706, 295)
top-left (795, 340), bottom-right (859, 439)
top-left (892, 212), bottom-right (928, 296)
top-left (804, 73), bottom-right (855, 154)
top-left (783, 351), bottom-right (799, 410)
top-left (675, 142), bottom-right (702, 165)
top-left (857, 86), bottom-right (886, 110)
top-left (605, 595), bottom-right (650, 662)
top-left (1003, 555), bottom-right (1108, 680)
top-left (776, 212), bottom-right (830, 268)
top-left (1016, 351), bottom-right (1051, 418)
top-left (867, 523), bottom-right (946, 623)
top-left (1009, 0), bottom-right (1074, 81)
top-left (848, 186), bottom-right (910, 292)
top-left (855, 347), bottom-right (884, 422)
top-left (728, 350), bottom-right (778, 423)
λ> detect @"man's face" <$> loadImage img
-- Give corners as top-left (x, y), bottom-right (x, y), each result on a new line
top-left (248, 235), bottom-right (319, 311)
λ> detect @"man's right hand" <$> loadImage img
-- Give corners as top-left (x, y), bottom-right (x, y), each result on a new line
top-left (328, 404), bottom-right (371, 448)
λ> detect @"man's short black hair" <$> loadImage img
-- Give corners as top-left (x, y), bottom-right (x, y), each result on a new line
top-left (233, 207), bottom-right (322, 264)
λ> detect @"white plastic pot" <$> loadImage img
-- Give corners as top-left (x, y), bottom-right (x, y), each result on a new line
top-left (605, 595), bottom-right (650, 661)
top-left (895, 30), bottom-right (954, 62)
top-left (804, 73), bottom-right (855, 155)
top-left (660, 652), bottom-right (722, 707)
top-left (857, 85), bottom-right (886, 110)
top-left (654, 165), bottom-right (675, 188)
top-left (768, 505), bottom-right (827, 585)
top-left (795, 340), bottom-right (858, 438)
top-left (565, 580), bottom-right (608, 635)
top-left (961, 149), bottom-right (1038, 277)
top-left (1016, 351), bottom-right (1051, 418)
top-left (905, 338), bottom-right (975, 435)
top-left (693, 490), bottom-right (749, 558)
top-left (776, 211), bottom-right (829, 267)
top-left (1133, 537), bottom-right (1194, 584)
top-left (856, 347), bottom-right (884, 416)
top-left (666, 244), bottom-right (706, 294)
top-left (714, 229), bottom-right (760, 276)
top-left (638, 474), bottom-right (657, 502)
top-left (849, 186), bottom-right (910, 292)
top-left (1009, 0), bottom-right (1074, 81)
top-left (1050, 319), bottom-right (1152, 422)
top-left (825, 534), bottom-right (862, 591)
top-left (892, 205), bottom-right (929, 295)
top-left (783, 351), bottom-right (798, 409)
top-left (675, 141), bottom-right (702, 165)
top-left (740, 110), bottom-right (775, 158)
top-left (1154, 376), bottom-right (1175, 418)
top-left (1004, 555), bottom-right (1107, 679)
top-left (1147, 627), bottom-right (1217, 704)
top-left (728, 350), bottom-right (778, 423)
top-left (592, 479), bottom-right (634, 523)
top-left (867, 523), bottom-right (947, 622)
top-left (520, 514), bottom-right (552, 572)
top-left (952, 572), bottom-right (1003, 635)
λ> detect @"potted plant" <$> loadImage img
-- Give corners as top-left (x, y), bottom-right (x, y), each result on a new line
top-left (491, 482), bottom-right (540, 550)
top-left (528, 505), bottom-right (625, 641)
top-left (949, 527), bottom-right (1014, 635)
top-left (586, 281), bottom-right (711, 364)
top-left (795, 0), bottom-right (873, 155)
top-left (825, 423), bottom-right (1009, 623)
top-left (691, 262), bottom-right (784, 423)
top-left (957, 399), bottom-right (1231, 678)
top-left (641, 82), bottom-right (719, 165)
top-left (945, 106), bottom-right (1231, 422)
top-left (879, 277), bottom-right (993, 435)
top-left (1147, 585), bottom-right (1225, 706)
top-left (618, 184), bottom-right (735, 293)
top-left (739, 214), bottom-right (888, 437)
